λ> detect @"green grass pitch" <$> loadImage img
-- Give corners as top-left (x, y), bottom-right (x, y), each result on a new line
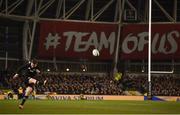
top-left (0, 100), bottom-right (180, 114)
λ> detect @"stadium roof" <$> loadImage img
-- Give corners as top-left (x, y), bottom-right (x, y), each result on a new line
top-left (0, 0), bottom-right (180, 62)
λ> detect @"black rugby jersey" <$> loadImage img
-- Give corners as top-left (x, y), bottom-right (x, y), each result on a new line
top-left (16, 62), bottom-right (40, 78)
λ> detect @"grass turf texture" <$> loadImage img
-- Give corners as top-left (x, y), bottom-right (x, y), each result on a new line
top-left (0, 100), bottom-right (180, 114)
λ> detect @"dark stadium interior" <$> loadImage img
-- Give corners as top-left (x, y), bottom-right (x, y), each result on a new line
top-left (0, 0), bottom-right (180, 97)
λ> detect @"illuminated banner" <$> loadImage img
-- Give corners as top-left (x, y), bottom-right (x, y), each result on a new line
top-left (121, 24), bottom-right (180, 60)
top-left (38, 21), bottom-right (118, 60)
top-left (39, 22), bottom-right (180, 60)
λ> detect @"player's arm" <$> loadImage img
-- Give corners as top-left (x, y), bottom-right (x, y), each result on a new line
top-left (35, 67), bottom-right (43, 77)
top-left (13, 73), bottom-right (19, 79)
top-left (13, 64), bottom-right (28, 79)
top-left (35, 65), bottom-right (41, 75)
top-left (35, 68), bottom-right (47, 85)
top-left (36, 68), bottom-right (41, 74)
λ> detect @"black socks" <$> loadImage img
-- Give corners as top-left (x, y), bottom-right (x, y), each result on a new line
top-left (20, 96), bottom-right (28, 106)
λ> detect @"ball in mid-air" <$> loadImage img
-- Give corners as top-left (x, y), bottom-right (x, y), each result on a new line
top-left (92, 49), bottom-right (100, 56)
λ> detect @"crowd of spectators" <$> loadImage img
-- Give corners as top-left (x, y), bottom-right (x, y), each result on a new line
top-left (36, 73), bottom-right (124, 95)
top-left (152, 75), bottom-right (180, 96)
top-left (122, 74), bottom-right (147, 94)
top-left (1, 71), bottom-right (180, 96)
top-left (123, 74), bottom-right (180, 96)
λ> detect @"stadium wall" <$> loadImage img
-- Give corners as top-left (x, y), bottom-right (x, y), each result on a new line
top-left (45, 95), bottom-right (144, 101)
top-left (0, 95), bottom-right (144, 100)
top-left (1, 95), bottom-right (179, 101)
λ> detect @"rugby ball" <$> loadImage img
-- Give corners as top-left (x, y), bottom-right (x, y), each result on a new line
top-left (92, 49), bottom-right (100, 56)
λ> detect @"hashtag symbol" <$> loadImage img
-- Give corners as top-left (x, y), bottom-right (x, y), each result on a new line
top-left (44, 33), bottom-right (61, 50)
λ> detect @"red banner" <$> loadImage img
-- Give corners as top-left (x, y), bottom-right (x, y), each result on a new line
top-left (38, 21), bottom-right (180, 60)
top-left (121, 24), bottom-right (180, 60)
top-left (38, 21), bottom-right (118, 60)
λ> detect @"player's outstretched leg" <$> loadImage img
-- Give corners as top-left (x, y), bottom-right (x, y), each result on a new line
top-left (19, 86), bottom-right (32, 109)
top-left (29, 78), bottom-right (47, 86)
top-left (36, 79), bottom-right (47, 85)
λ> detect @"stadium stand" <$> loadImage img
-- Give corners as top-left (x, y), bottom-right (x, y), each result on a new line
top-left (1, 70), bottom-right (180, 96)
top-left (152, 75), bottom-right (180, 96)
